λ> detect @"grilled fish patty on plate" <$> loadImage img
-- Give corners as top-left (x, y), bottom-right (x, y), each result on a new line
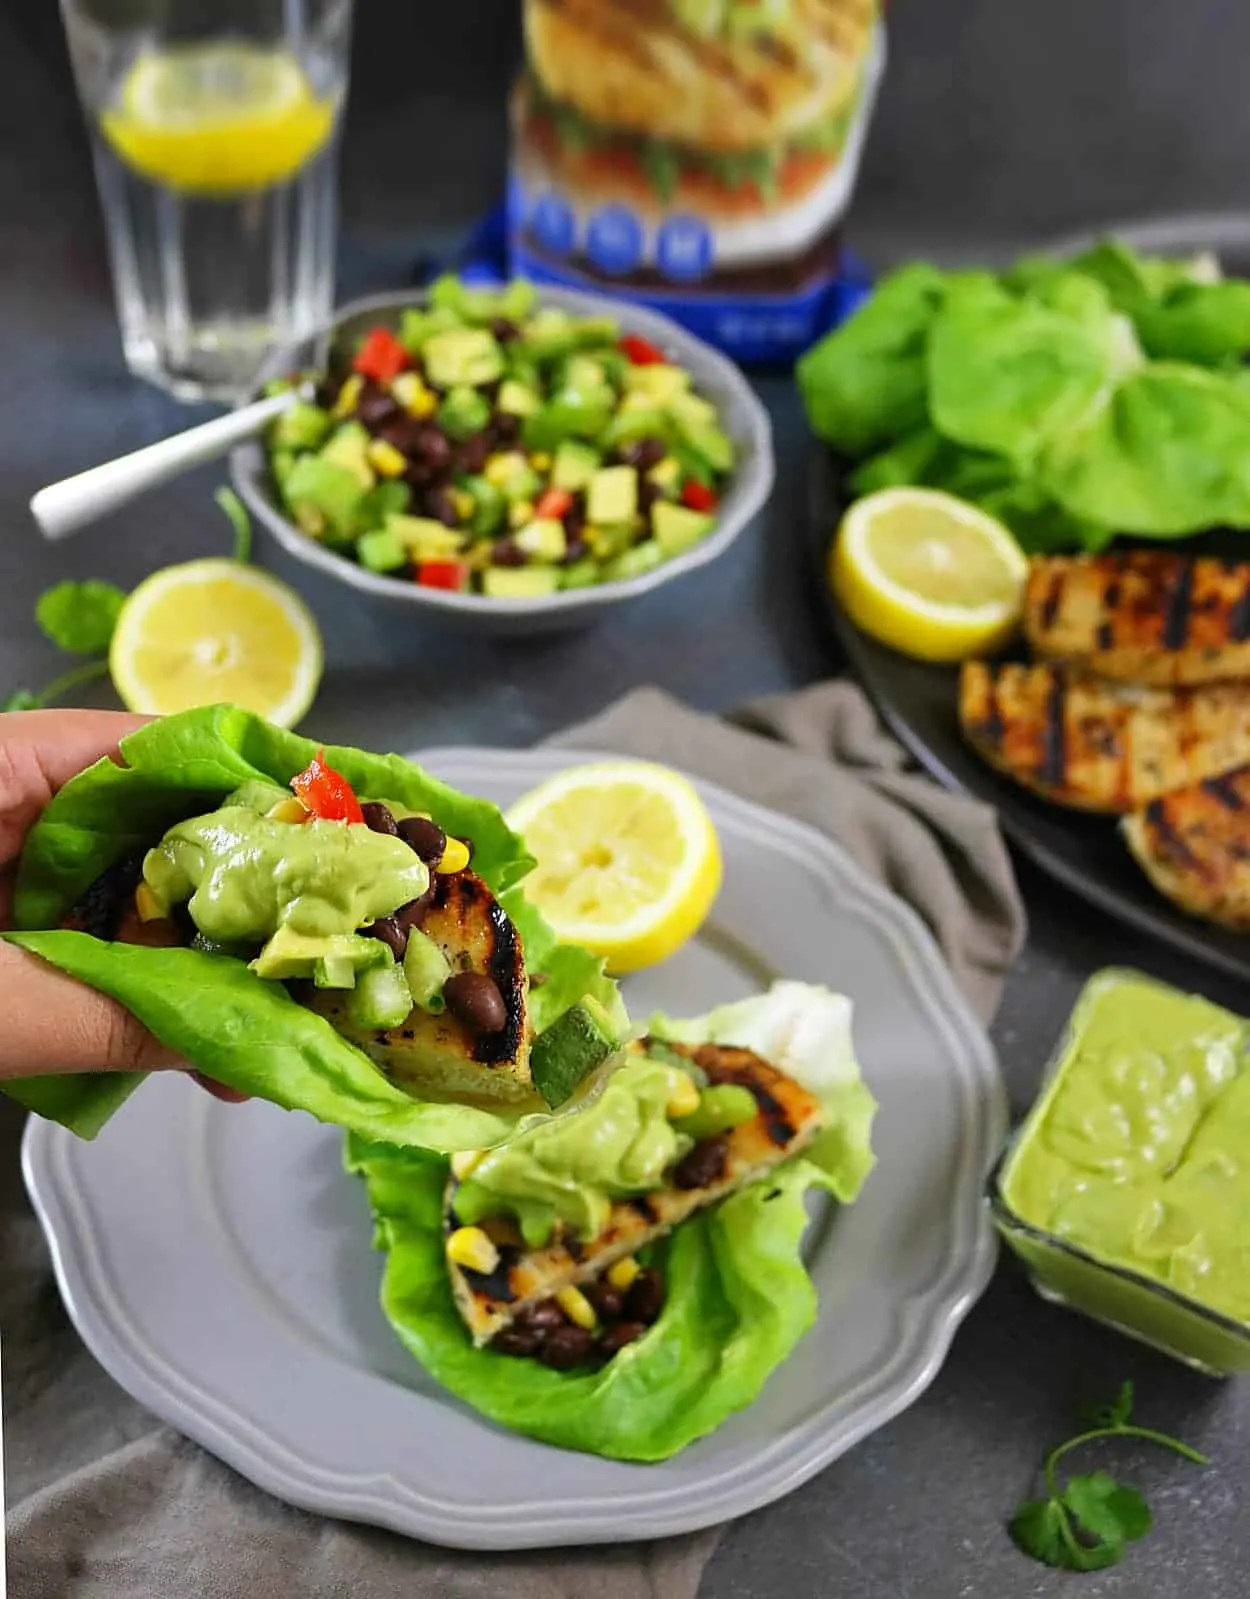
top-left (1025, 552), bottom-right (1250, 686)
top-left (444, 1039), bottom-right (825, 1346)
top-left (1124, 767), bottom-right (1250, 930)
top-left (959, 660), bottom-right (1250, 813)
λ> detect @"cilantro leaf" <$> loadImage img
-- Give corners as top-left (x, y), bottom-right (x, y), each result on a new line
top-left (215, 487), bottom-right (252, 565)
top-left (1064, 1472), bottom-right (1152, 1546)
top-left (1010, 1498), bottom-right (1072, 1567)
top-left (3, 688), bottom-right (40, 712)
top-left (1083, 1380), bottom-right (1135, 1431)
top-left (35, 581), bottom-right (127, 654)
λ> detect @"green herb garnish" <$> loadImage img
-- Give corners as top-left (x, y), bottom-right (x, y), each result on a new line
top-left (1009, 1381), bottom-right (1206, 1572)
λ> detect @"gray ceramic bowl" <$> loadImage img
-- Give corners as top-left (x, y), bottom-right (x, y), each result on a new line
top-left (230, 285), bottom-right (774, 633)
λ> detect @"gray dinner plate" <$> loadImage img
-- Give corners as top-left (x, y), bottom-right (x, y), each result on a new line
top-left (22, 747), bottom-right (1004, 1551)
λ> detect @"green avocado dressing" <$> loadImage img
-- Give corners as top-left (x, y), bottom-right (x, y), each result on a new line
top-left (452, 1055), bottom-right (695, 1247)
top-left (1002, 973), bottom-right (1250, 1322)
top-left (142, 806), bottom-right (428, 943)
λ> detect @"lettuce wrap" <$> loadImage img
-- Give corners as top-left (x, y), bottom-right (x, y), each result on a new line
top-left (347, 982), bottom-right (877, 1460)
top-left (2, 705), bottom-right (619, 1150)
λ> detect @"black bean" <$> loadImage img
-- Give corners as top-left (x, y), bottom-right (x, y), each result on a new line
top-left (480, 378), bottom-right (502, 404)
top-left (537, 1325), bottom-right (596, 1369)
top-left (360, 801), bottom-right (398, 835)
top-left (519, 1300), bottom-right (564, 1333)
top-left (584, 1282), bottom-right (623, 1320)
top-left (453, 432), bottom-right (491, 476)
top-left (444, 971), bottom-right (508, 1036)
top-left (415, 423), bottom-right (452, 472)
top-left (378, 414), bottom-right (431, 456)
top-left (493, 1326), bottom-right (539, 1357)
top-left (561, 535), bottom-right (588, 565)
top-left (618, 436), bottom-right (666, 471)
top-left (355, 381), bottom-right (400, 428)
top-left (397, 815), bottom-right (447, 865)
top-left (424, 485), bottom-right (460, 527)
top-left (491, 540), bottom-right (527, 567)
top-left (396, 884), bottom-right (436, 931)
top-left (598, 1321), bottom-right (647, 1358)
top-left (491, 316), bottom-right (520, 342)
top-left (638, 478), bottom-right (660, 516)
top-left (364, 915), bottom-right (408, 962)
top-left (563, 500), bottom-right (586, 538)
top-left (492, 412), bottom-right (520, 445)
top-left (672, 1135), bottom-right (729, 1191)
top-left (624, 1267), bottom-right (665, 1325)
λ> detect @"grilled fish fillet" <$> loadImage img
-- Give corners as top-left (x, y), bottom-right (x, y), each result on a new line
top-left (523, 0), bottom-right (871, 154)
top-left (1123, 767), bottom-right (1250, 930)
top-left (445, 1040), bottom-right (824, 1345)
top-left (1025, 553), bottom-right (1250, 686)
top-left (312, 869), bottom-right (534, 1107)
top-left (959, 660), bottom-right (1250, 813)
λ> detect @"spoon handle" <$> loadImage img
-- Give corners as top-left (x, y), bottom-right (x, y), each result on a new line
top-left (30, 386), bottom-right (304, 541)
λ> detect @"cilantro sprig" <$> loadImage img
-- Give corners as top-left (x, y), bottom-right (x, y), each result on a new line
top-left (1010, 1381), bottom-right (1207, 1572)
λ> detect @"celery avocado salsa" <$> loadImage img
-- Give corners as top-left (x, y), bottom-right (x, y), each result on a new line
top-left (265, 274), bottom-right (736, 597)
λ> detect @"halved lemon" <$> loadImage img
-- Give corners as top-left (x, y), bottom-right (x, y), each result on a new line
top-left (506, 761), bottom-right (722, 975)
top-left (831, 488), bottom-right (1029, 662)
top-left (100, 43), bottom-right (336, 193)
top-left (109, 558), bottom-right (323, 727)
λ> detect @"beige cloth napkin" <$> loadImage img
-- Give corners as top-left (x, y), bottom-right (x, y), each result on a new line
top-left (3, 681), bottom-right (1024, 1599)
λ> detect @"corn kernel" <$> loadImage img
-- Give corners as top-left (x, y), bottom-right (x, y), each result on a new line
top-left (445, 1226), bottom-right (499, 1275)
top-left (508, 498), bottom-right (534, 529)
top-left (556, 1285), bottom-right (597, 1330)
top-left (332, 373), bottom-right (364, 419)
top-left (450, 488), bottom-right (475, 520)
top-left (437, 836), bottom-right (472, 874)
top-left (529, 451), bottom-right (552, 472)
top-left (665, 1073), bottom-right (701, 1119)
top-left (450, 1149), bottom-right (483, 1180)
top-left (367, 438), bottom-right (408, 478)
top-left (266, 796), bottom-right (310, 823)
top-left (484, 451), bottom-right (525, 488)
top-left (391, 371), bottom-right (436, 418)
top-left (135, 882), bottom-right (164, 923)
top-left (607, 1256), bottom-right (641, 1292)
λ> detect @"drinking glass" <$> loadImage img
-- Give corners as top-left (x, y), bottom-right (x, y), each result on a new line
top-left (61, 0), bottom-right (353, 402)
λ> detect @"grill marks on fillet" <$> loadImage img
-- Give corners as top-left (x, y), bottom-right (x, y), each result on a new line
top-left (1124, 766), bottom-right (1250, 930)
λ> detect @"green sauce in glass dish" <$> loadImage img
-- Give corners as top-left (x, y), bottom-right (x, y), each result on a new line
top-left (992, 968), bottom-right (1250, 1376)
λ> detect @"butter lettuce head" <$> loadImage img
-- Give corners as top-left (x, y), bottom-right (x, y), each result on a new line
top-left (2, 705), bottom-right (619, 1148)
top-left (349, 981), bottom-right (877, 1461)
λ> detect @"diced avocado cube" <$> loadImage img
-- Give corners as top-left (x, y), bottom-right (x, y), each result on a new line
top-left (320, 422), bottom-right (376, 489)
top-left (385, 513), bottom-right (464, 561)
top-left (586, 522), bottom-right (635, 561)
top-left (562, 353), bottom-right (613, 397)
top-left (481, 566), bottom-right (562, 598)
top-left (604, 540), bottom-right (666, 583)
top-left (551, 439), bottom-right (601, 492)
top-left (355, 479), bottom-right (411, 529)
top-left (398, 304), bottom-right (463, 354)
top-left (669, 439), bottom-right (717, 489)
top-left (358, 526), bottom-right (409, 573)
top-left (668, 390), bottom-right (718, 430)
top-left (486, 454), bottom-right (542, 503)
top-left (251, 928), bottom-right (387, 985)
top-left (653, 500), bottom-right (715, 555)
top-left (403, 928), bottom-right (452, 1011)
top-left (522, 392), bottom-right (613, 452)
top-left (462, 474), bottom-right (507, 536)
top-left (423, 327), bottom-right (504, 389)
top-left (648, 455), bottom-right (682, 493)
top-left (436, 384), bottom-right (492, 441)
top-left (587, 464), bottom-right (639, 525)
top-left (427, 272), bottom-right (500, 324)
top-left (347, 957), bottom-right (414, 1031)
top-left (602, 404), bottom-right (672, 452)
top-left (497, 378), bottom-right (541, 417)
top-left (520, 308), bottom-right (620, 361)
top-left (272, 400), bottom-right (332, 451)
top-left (496, 278), bottom-right (539, 322)
top-left (530, 998), bottom-right (621, 1107)
top-left (668, 392), bottom-right (735, 473)
top-left (515, 517), bottom-right (568, 561)
top-left (560, 559), bottom-right (600, 590)
top-left (623, 362), bottom-right (690, 404)
top-left (282, 455), bottom-right (368, 540)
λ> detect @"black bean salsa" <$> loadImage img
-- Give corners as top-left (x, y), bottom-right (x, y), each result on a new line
top-left (491, 1266), bottom-right (667, 1370)
top-left (263, 273), bottom-right (736, 598)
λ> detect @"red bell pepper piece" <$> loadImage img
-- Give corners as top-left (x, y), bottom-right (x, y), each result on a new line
top-left (680, 480), bottom-right (719, 512)
top-left (534, 487), bottom-right (574, 521)
top-left (353, 326), bottom-right (409, 385)
top-left (290, 750), bottom-right (365, 824)
top-left (416, 560), bottom-right (470, 591)
top-left (618, 333), bottom-right (666, 366)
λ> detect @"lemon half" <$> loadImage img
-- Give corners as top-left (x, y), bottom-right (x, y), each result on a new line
top-left (507, 761), bottom-right (722, 975)
top-left (831, 487), bottom-right (1028, 662)
top-left (109, 558), bottom-right (323, 728)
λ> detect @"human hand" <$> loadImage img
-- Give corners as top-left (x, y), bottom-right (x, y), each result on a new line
top-left (0, 709), bottom-right (245, 1100)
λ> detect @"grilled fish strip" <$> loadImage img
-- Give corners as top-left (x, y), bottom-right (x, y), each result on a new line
top-left (1025, 553), bottom-right (1250, 686)
top-left (1123, 766), bottom-right (1250, 930)
top-left (444, 1040), bottom-right (825, 1345)
top-left (959, 661), bottom-right (1250, 813)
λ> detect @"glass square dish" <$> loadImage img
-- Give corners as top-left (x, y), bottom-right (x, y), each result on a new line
top-left (988, 967), bottom-right (1250, 1378)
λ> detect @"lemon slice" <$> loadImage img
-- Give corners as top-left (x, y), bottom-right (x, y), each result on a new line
top-left (507, 761), bottom-right (722, 975)
top-left (830, 488), bottom-right (1029, 663)
top-left (109, 558), bottom-right (323, 727)
top-left (101, 44), bottom-right (335, 192)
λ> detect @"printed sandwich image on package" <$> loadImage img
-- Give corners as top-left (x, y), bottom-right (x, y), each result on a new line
top-left (507, 0), bottom-right (885, 362)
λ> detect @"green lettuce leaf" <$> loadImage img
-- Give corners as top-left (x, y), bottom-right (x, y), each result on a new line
top-left (347, 1134), bottom-right (834, 1460)
top-left (2, 704), bottom-right (616, 1147)
top-left (797, 263), bottom-right (947, 456)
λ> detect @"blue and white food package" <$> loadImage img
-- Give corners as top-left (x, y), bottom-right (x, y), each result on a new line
top-left (506, 0), bottom-right (885, 364)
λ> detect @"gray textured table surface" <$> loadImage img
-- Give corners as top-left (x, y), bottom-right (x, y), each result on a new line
top-left (4, 2), bottom-right (1250, 1595)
